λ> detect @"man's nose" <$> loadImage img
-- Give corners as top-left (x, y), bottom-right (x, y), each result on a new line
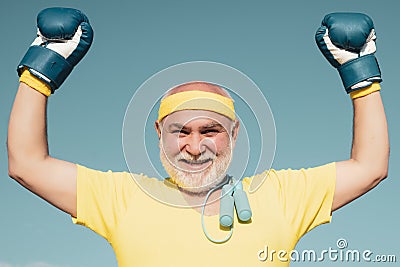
top-left (181, 133), bottom-right (205, 156)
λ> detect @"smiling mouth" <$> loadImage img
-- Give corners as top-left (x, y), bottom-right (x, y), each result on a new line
top-left (178, 158), bottom-right (213, 171)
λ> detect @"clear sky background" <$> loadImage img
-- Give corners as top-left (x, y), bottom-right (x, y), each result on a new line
top-left (0, 0), bottom-right (399, 266)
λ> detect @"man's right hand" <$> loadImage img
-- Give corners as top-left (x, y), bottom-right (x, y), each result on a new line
top-left (18, 7), bottom-right (93, 94)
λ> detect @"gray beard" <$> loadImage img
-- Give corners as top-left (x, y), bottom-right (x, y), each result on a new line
top-left (160, 149), bottom-right (232, 194)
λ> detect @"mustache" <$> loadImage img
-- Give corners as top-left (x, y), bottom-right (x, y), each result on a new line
top-left (175, 151), bottom-right (216, 164)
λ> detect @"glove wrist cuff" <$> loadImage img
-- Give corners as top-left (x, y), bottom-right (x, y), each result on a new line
top-left (19, 69), bottom-right (52, 96)
top-left (17, 46), bottom-right (73, 92)
top-left (350, 82), bottom-right (381, 99)
top-left (339, 54), bottom-right (382, 93)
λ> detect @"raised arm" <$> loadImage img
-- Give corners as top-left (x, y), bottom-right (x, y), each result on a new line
top-left (7, 8), bottom-right (93, 217)
top-left (315, 13), bottom-right (389, 212)
top-left (8, 82), bottom-right (78, 216)
top-left (333, 87), bottom-right (388, 211)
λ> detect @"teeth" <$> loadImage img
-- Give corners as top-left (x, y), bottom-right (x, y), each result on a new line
top-left (182, 159), bottom-right (211, 165)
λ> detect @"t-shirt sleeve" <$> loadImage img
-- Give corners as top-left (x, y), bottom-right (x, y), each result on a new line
top-left (72, 164), bottom-right (138, 240)
top-left (276, 162), bottom-right (336, 239)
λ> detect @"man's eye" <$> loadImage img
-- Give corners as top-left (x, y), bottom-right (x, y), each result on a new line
top-left (201, 129), bottom-right (219, 136)
top-left (171, 130), bottom-right (189, 135)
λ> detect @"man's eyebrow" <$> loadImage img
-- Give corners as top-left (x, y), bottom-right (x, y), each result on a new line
top-left (166, 122), bottom-right (224, 131)
top-left (167, 123), bottom-right (188, 130)
top-left (200, 122), bottom-right (224, 129)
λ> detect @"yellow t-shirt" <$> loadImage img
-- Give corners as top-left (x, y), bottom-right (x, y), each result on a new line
top-left (73, 163), bottom-right (336, 267)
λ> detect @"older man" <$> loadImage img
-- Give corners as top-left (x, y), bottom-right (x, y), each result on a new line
top-left (7, 8), bottom-right (388, 267)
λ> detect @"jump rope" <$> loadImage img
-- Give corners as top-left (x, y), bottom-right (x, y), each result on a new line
top-left (201, 175), bottom-right (252, 243)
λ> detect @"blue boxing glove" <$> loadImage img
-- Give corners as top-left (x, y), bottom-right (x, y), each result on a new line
top-left (17, 7), bottom-right (93, 93)
top-left (315, 13), bottom-right (381, 93)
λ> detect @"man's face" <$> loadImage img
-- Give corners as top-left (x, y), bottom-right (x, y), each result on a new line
top-left (156, 109), bottom-right (239, 194)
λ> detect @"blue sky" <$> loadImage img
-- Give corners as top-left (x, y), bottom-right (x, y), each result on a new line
top-left (0, 0), bottom-right (399, 266)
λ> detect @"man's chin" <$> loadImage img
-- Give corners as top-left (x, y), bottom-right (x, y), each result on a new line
top-left (160, 150), bottom-right (232, 195)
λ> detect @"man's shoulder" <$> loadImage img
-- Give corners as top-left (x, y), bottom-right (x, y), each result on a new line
top-left (242, 162), bottom-right (336, 192)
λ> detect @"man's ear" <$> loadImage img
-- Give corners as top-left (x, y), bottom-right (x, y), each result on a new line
top-left (154, 121), bottom-right (161, 139)
top-left (231, 120), bottom-right (240, 147)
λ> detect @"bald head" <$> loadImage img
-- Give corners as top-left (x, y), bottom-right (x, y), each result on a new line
top-left (164, 81), bottom-right (232, 99)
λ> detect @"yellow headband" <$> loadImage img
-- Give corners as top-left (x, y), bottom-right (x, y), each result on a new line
top-left (158, 90), bottom-right (235, 121)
